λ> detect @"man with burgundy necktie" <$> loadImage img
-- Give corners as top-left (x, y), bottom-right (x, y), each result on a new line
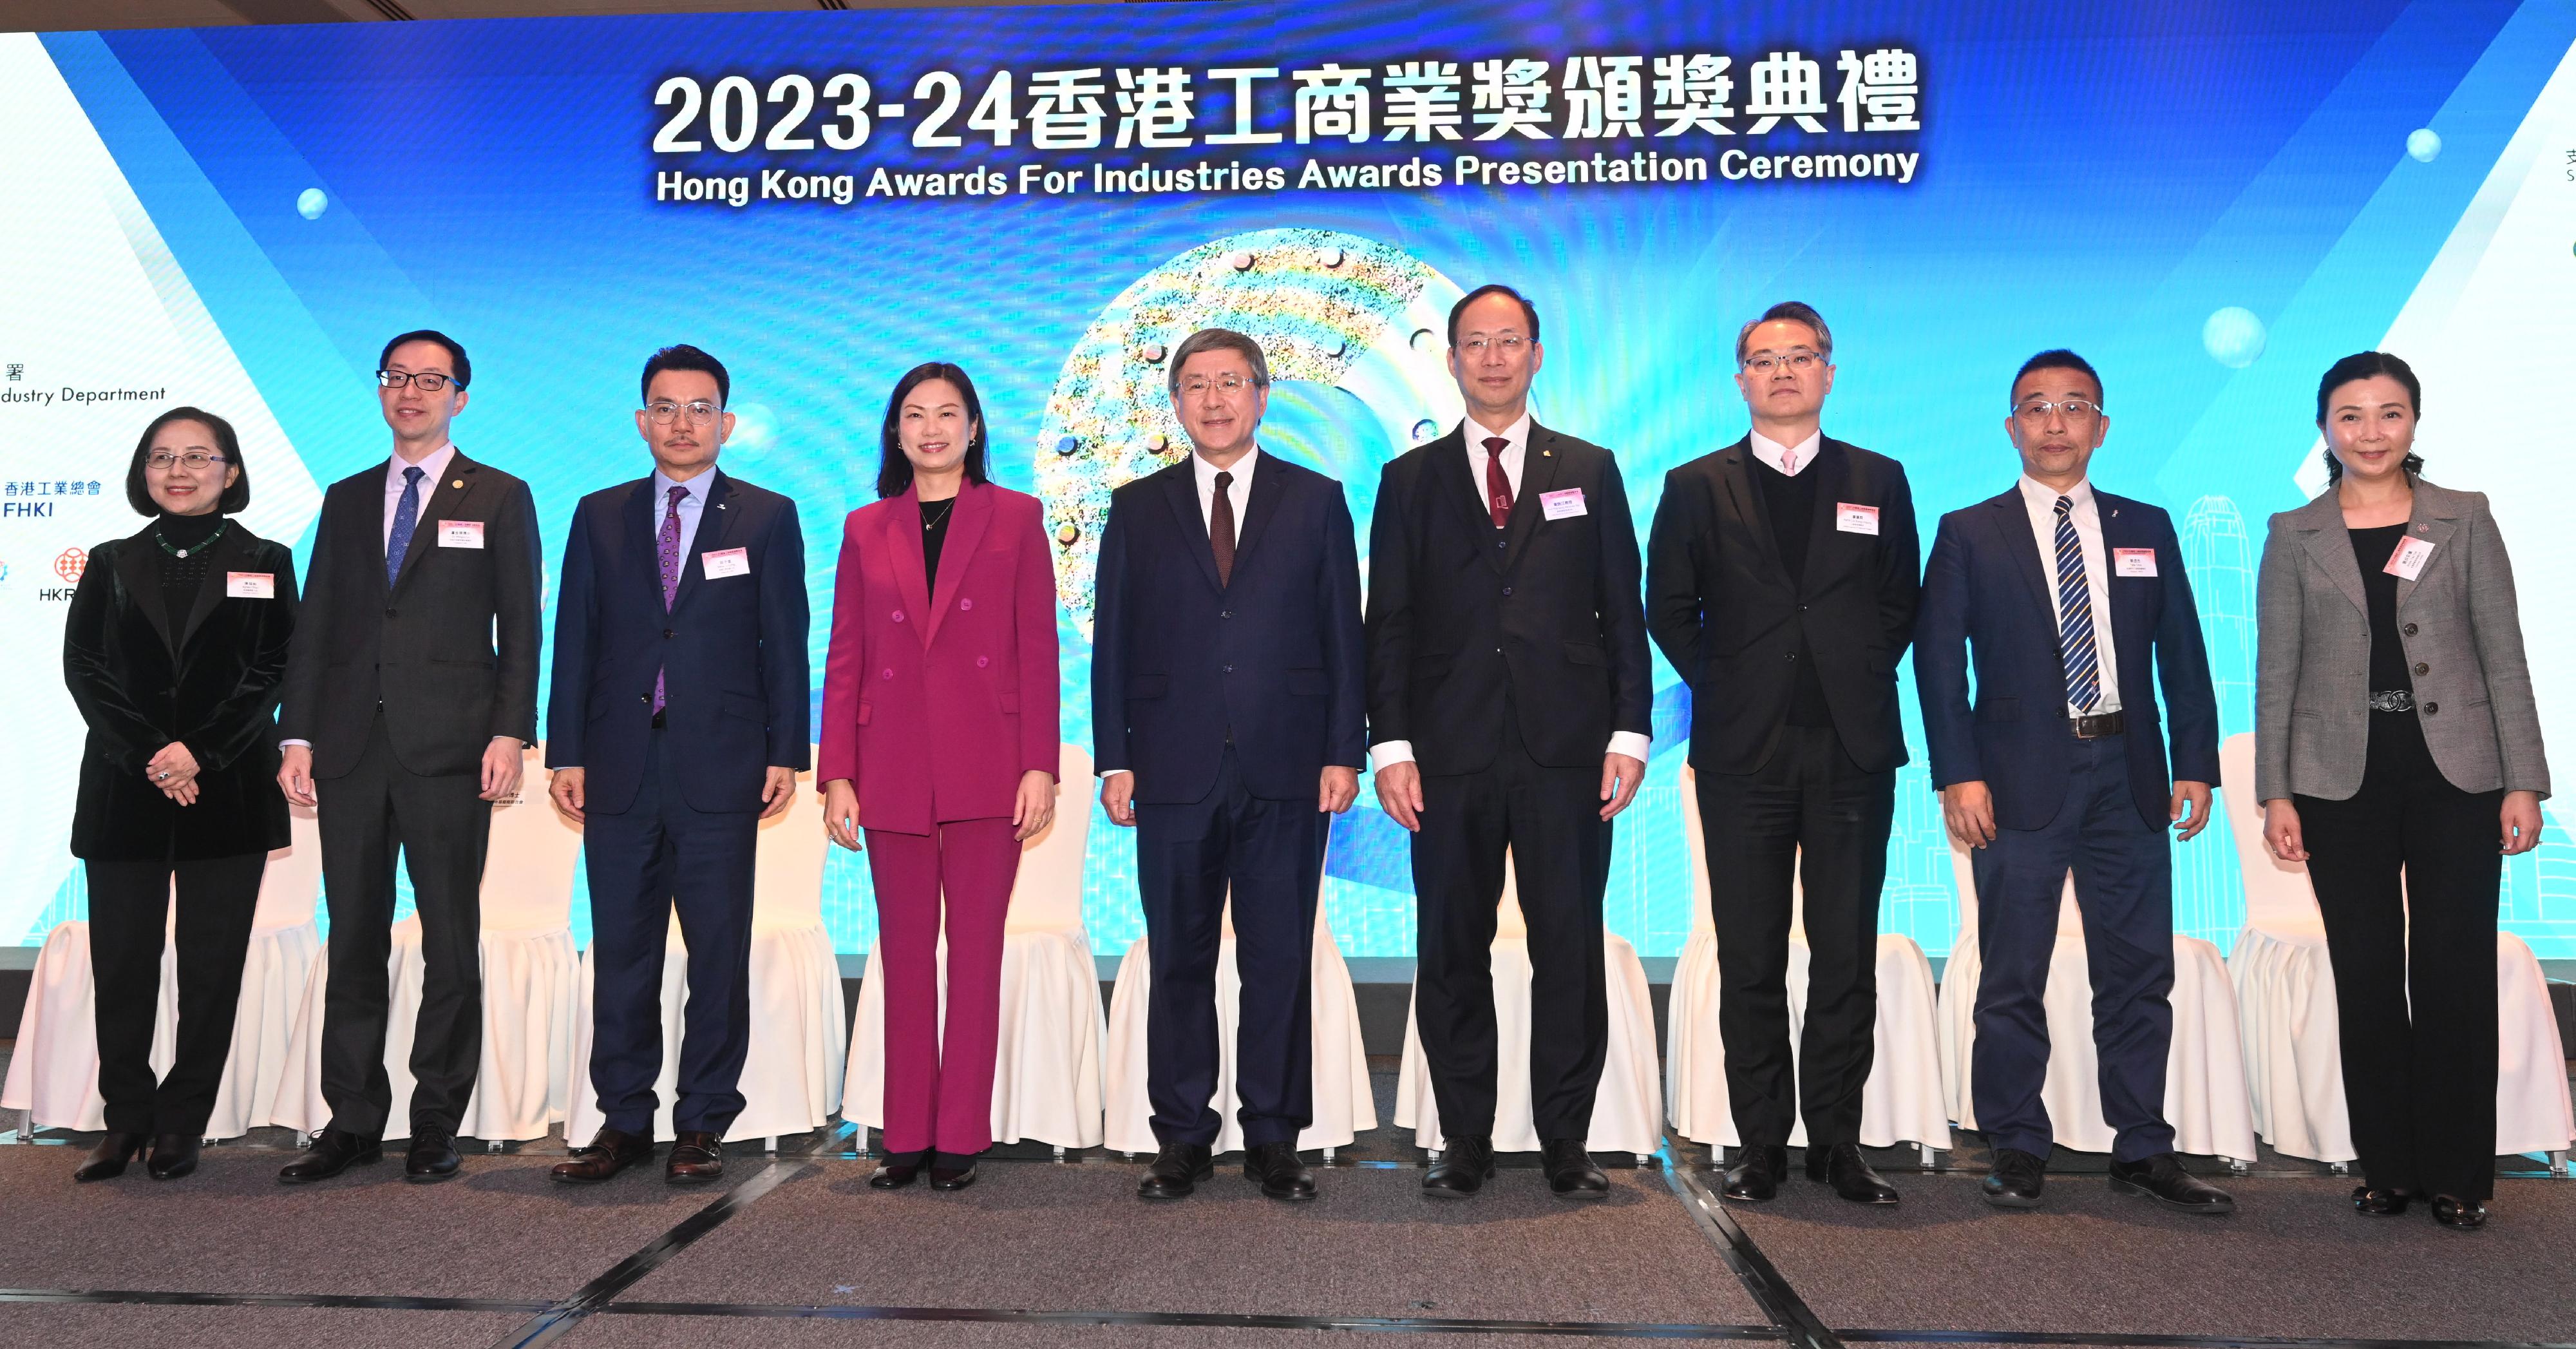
top-left (1092, 327), bottom-right (1365, 1203)
top-left (1915, 349), bottom-right (2231, 1214)
top-left (1365, 284), bottom-right (1653, 1200)
top-left (543, 344), bottom-right (809, 1185)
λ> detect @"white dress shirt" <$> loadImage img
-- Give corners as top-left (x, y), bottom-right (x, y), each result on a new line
top-left (1747, 427), bottom-right (1822, 477)
top-left (1369, 414), bottom-right (1653, 774)
top-left (380, 441), bottom-right (459, 553)
top-left (1191, 443), bottom-right (1256, 542)
top-left (650, 465), bottom-right (710, 563)
top-left (2014, 474), bottom-right (2122, 716)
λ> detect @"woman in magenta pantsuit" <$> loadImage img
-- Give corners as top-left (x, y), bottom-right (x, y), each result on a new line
top-left (820, 362), bottom-right (1061, 1191)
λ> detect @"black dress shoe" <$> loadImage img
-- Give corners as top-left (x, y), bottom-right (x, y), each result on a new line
top-left (551, 1127), bottom-right (654, 1184)
top-left (1806, 1142), bottom-right (1899, 1205)
top-left (1721, 1144), bottom-right (1789, 1202)
top-left (667, 1131), bottom-right (724, 1184)
top-left (1244, 1141), bottom-right (1317, 1201)
top-left (929, 1152), bottom-right (980, 1191)
top-left (1422, 1135), bottom-right (1495, 1198)
top-left (1982, 1147), bottom-right (2045, 1209)
top-left (73, 1131), bottom-right (147, 1183)
top-left (147, 1133), bottom-right (202, 1181)
top-left (1138, 1142), bottom-right (1213, 1200)
top-left (1542, 1138), bottom-right (1609, 1200)
top-left (279, 1128), bottom-right (384, 1184)
top-left (869, 1150), bottom-right (928, 1189)
top-left (2430, 1194), bottom-right (2488, 1229)
top-left (405, 1130), bottom-right (462, 1183)
top-left (2108, 1153), bottom-right (2233, 1215)
top-left (2352, 1184), bottom-right (2413, 1216)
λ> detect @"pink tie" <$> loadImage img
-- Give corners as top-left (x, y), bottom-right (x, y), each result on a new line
top-left (1781, 447), bottom-right (1797, 474)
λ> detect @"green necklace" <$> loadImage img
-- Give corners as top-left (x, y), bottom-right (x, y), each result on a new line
top-left (153, 517), bottom-right (229, 560)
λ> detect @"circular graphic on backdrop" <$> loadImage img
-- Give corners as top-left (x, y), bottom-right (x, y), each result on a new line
top-left (2201, 306), bottom-right (2267, 369)
top-left (2405, 128), bottom-right (2442, 163)
top-left (1035, 227), bottom-right (1466, 633)
top-left (296, 187), bottom-right (328, 220)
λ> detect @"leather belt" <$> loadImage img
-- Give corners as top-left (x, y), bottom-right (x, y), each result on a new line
top-left (2069, 711), bottom-right (2126, 739)
top-left (2367, 689), bottom-right (2415, 713)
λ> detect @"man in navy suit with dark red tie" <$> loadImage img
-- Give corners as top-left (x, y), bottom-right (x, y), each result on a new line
top-left (1915, 349), bottom-right (2231, 1215)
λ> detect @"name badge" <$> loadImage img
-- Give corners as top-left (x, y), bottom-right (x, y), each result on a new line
top-left (1835, 502), bottom-right (1880, 535)
top-left (225, 571), bottom-right (274, 599)
top-left (438, 519), bottom-right (484, 549)
top-left (2383, 537), bottom-right (2435, 580)
top-left (2112, 548), bottom-right (2158, 578)
top-left (1538, 488), bottom-right (1587, 520)
top-left (702, 546), bottom-right (751, 579)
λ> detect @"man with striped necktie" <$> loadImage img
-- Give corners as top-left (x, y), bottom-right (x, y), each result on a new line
top-left (1915, 350), bottom-right (2231, 1216)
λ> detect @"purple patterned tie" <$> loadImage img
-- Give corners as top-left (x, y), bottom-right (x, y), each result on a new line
top-left (653, 484), bottom-right (685, 714)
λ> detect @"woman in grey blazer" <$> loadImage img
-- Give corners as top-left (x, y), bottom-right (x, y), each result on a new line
top-left (2255, 351), bottom-right (2548, 1230)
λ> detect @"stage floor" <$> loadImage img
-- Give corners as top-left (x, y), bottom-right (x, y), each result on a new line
top-left (3, 1064), bottom-right (2571, 1348)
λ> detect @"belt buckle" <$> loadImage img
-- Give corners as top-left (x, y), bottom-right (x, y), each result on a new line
top-left (2367, 689), bottom-right (2414, 713)
top-left (2069, 713), bottom-right (2110, 740)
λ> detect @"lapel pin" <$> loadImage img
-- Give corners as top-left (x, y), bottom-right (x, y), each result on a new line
top-left (2416, 523), bottom-right (2429, 533)
top-left (450, 479), bottom-right (463, 489)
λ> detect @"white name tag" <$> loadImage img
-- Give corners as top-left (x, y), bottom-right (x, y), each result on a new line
top-left (702, 546), bottom-right (751, 579)
top-left (1538, 487), bottom-right (1587, 520)
top-left (2383, 536), bottom-right (2435, 580)
top-left (438, 519), bottom-right (484, 549)
top-left (2113, 548), bottom-right (2158, 578)
top-left (1835, 502), bottom-right (1880, 535)
top-left (225, 571), bottom-right (274, 599)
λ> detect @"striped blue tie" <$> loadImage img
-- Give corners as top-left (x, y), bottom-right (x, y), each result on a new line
top-left (2054, 496), bottom-right (2101, 713)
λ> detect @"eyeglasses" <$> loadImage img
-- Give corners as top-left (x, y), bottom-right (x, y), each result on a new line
top-left (1742, 349), bottom-right (1824, 375)
top-left (146, 451), bottom-right (229, 471)
top-left (646, 399), bottom-right (722, 424)
top-left (2013, 398), bottom-right (2105, 422)
top-left (1179, 374), bottom-right (1258, 397)
top-left (1456, 334), bottom-right (1530, 356)
top-left (377, 370), bottom-right (460, 391)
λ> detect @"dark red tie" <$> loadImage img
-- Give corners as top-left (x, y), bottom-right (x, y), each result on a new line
top-left (1483, 437), bottom-right (1513, 527)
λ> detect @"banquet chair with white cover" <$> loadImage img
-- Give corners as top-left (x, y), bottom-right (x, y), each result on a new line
top-left (1394, 850), bottom-right (1664, 1159)
top-left (5, 805), bottom-right (325, 1138)
top-left (1663, 768), bottom-right (1948, 1160)
top-left (1103, 881), bottom-right (1374, 1156)
top-left (1934, 834), bottom-right (2258, 1164)
top-left (2215, 733), bottom-right (2571, 1171)
top-left (565, 756), bottom-right (846, 1147)
top-left (274, 750), bottom-right (581, 1142)
top-left (847, 743), bottom-right (1108, 1152)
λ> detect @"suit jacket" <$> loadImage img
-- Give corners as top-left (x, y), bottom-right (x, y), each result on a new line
top-left (2255, 477), bottom-right (2548, 803)
top-left (545, 468), bottom-right (810, 816)
top-left (819, 482), bottom-right (1060, 834)
top-left (1916, 484), bottom-right (2220, 831)
top-left (1092, 453), bottom-right (1365, 804)
top-left (1365, 423), bottom-right (1652, 773)
top-left (278, 450), bottom-right (542, 779)
top-left (64, 523), bottom-right (298, 861)
top-left (1646, 436), bottom-right (1920, 774)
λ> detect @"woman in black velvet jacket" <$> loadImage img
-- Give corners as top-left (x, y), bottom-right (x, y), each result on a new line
top-left (61, 407), bottom-right (298, 1183)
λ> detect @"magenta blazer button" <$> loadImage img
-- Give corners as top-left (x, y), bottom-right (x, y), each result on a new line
top-left (893, 610), bottom-right (905, 622)
top-left (960, 598), bottom-right (973, 611)
top-left (976, 656), bottom-right (990, 668)
top-left (880, 668), bottom-right (893, 680)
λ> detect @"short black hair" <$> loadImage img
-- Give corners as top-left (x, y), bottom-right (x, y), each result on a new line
top-left (126, 406), bottom-right (250, 516)
top-left (379, 329), bottom-right (470, 388)
top-left (2011, 349), bottom-right (2103, 406)
top-left (1734, 301), bottom-right (1833, 365)
top-left (641, 344), bottom-right (730, 408)
top-left (877, 362), bottom-right (992, 499)
top-left (1447, 283), bottom-right (1541, 347)
top-left (2315, 350), bottom-right (2425, 484)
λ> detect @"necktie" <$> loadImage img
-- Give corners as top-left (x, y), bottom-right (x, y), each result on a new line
top-left (1483, 437), bottom-right (1513, 528)
top-left (654, 484), bottom-right (686, 714)
top-left (385, 465), bottom-right (424, 588)
top-left (1209, 470), bottom-right (1236, 588)
top-left (2054, 495), bottom-right (2102, 713)
top-left (1781, 445), bottom-right (1798, 475)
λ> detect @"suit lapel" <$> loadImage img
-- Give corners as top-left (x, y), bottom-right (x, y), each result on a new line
top-left (2395, 486), bottom-right (2458, 613)
top-left (923, 482), bottom-right (991, 645)
top-left (1987, 490), bottom-right (2056, 627)
top-left (1437, 429), bottom-right (1502, 572)
top-left (392, 454), bottom-right (477, 595)
top-left (1796, 442), bottom-right (1851, 599)
top-left (2293, 490), bottom-right (2367, 619)
top-left (1226, 453), bottom-right (1288, 589)
top-left (1499, 425), bottom-right (1560, 573)
top-left (1713, 439), bottom-right (1784, 579)
top-left (1159, 464), bottom-right (1225, 595)
top-left (176, 525), bottom-right (258, 651)
top-left (668, 470), bottom-right (733, 614)
top-left (112, 528), bottom-right (173, 653)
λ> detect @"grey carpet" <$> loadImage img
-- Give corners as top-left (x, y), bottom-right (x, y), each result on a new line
top-left (1730, 1171), bottom-right (2576, 1342)
top-left (567, 1317), bottom-right (1751, 1347)
top-left (617, 1158), bottom-right (1763, 1327)
top-left (0, 1304), bottom-right (526, 1349)
top-left (0, 1143), bottom-right (737, 1301)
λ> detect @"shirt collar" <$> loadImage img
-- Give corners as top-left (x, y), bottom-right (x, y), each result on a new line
top-left (2018, 473), bottom-right (2093, 513)
top-left (1192, 443), bottom-right (1258, 491)
top-left (1464, 413), bottom-right (1532, 460)
top-left (388, 441), bottom-right (457, 488)
top-left (1747, 428), bottom-right (1823, 476)
top-left (652, 464), bottom-right (714, 504)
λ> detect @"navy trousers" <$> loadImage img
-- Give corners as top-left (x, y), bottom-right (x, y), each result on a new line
top-left (582, 729), bottom-right (759, 1136)
top-left (1135, 746), bottom-right (1325, 1149)
top-left (1968, 730), bottom-right (2177, 1162)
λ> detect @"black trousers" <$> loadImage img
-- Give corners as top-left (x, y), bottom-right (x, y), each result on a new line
top-left (1413, 703), bottom-right (1612, 1142)
top-left (84, 850), bottom-right (267, 1136)
top-left (1696, 726), bottom-right (1895, 1149)
top-left (1135, 746), bottom-right (1325, 1149)
top-left (316, 713), bottom-right (491, 1139)
top-left (2297, 710), bottom-right (2504, 1200)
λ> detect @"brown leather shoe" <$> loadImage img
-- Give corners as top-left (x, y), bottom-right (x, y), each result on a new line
top-left (552, 1127), bottom-right (654, 1185)
top-left (667, 1130), bottom-right (724, 1184)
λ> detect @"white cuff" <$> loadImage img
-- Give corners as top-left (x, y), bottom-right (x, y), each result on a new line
top-left (279, 739), bottom-right (312, 749)
top-left (1606, 732), bottom-right (1652, 764)
top-left (1097, 768), bottom-right (1130, 778)
top-left (1367, 740), bottom-right (1417, 773)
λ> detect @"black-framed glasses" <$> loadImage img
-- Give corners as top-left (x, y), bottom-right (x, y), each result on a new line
top-left (646, 399), bottom-right (721, 424)
top-left (378, 369), bottom-right (460, 391)
top-left (2013, 398), bottom-right (2104, 422)
top-left (145, 450), bottom-right (230, 471)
